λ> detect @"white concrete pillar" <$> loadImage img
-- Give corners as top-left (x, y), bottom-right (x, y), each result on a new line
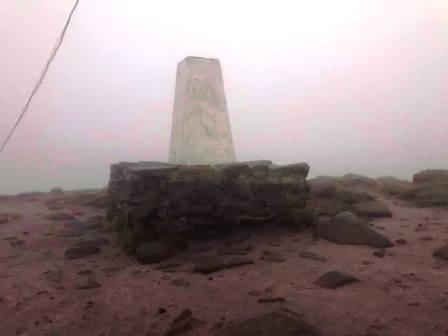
top-left (168, 56), bottom-right (236, 165)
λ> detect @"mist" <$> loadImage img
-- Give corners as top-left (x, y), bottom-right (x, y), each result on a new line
top-left (1, 0), bottom-right (447, 194)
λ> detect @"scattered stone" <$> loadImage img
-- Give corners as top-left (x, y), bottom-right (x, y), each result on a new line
top-left (395, 239), bottom-right (408, 245)
top-left (219, 243), bottom-right (253, 256)
top-left (315, 270), bottom-right (360, 289)
top-left (154, 262), bottom-right (183, 271)
top-left (257, 296), bottom-right (286, 303)
top-left (213, 311), bottom-right (321, 336)
top-left (77, 269), bottom-right (93, 275)
top-left (0, 212), bottom-right (23, 224)
top-left (45, 212), bottom-right (75, 221)
top-left (316, 211), bottom-right (393, 248)
top-left (353, 200), bottom-right (392, 218)
top-left (420, 236), bottom-right (434, 241)
top-left (44, 270), bottom-right (63, 284)
top-left (193, 256), bottom-right (255, 274)
top-left (365, 323), bottom-right (390, 336)
top-left (300, 250), bottom-right (327, 262)
top-left (158, 307), bottom-right (167, 314)
top-left (56, 226), bottom-right (86, 238)
top-left (163, 309), bottom-right (197, 336)
top-left (433, 244), bottom-right (448, 260)
top-left (64, 242), bottom-right (101, 260)
top-left (80, 238), bottom-right (110, 247)
top-left (84, 216), bottom-right (104, 230)
top-left (101, 266), bottom-right (124, 273)
top-left (136, 241), bottom-right (171, 264)
top-left (248, 290), bottom-right (261, 297)
top-left (262, 250), bottom-right (286, 263)
top-left (170, 278), bottom-right (191, 287)
top-left (3, 236), bottom-right (18, 241)
top-left (373, 249), bottom-right (387, 258)
top-left (9, 239), bottom-right (26, 247)
top-left (75, 274), bottom-right (101, 290)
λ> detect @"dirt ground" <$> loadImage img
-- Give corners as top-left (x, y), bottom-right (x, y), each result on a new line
top-left (0, 191), bottom-right (447, 336)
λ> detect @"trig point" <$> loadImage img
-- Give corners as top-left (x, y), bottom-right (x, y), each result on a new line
top-left (168, 56), bottom-right (236, 165)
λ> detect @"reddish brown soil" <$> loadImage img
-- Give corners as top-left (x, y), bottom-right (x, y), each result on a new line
top-left (0, 192), bottom-right (447, 336)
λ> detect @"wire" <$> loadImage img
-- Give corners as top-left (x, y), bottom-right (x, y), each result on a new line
top-left (0, 0), bottom-right (80, 153)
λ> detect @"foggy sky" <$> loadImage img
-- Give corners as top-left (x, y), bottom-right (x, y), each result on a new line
top-left (0, 0), bottom-right (447, 194)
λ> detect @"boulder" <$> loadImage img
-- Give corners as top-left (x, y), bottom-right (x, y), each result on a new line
top-left (316, 211), bottom-right (393, 248)
top-left (353, 200), bottom-right (392, 218)
top-left (401, 184), bottom-right (448, 207)
top-left (413, 170), bottom-right (448, 185)
top-left (341, 173), bottom-right (377, 189)
top-left (376, 176), bottom-right (413, 196)
top-left (214, 311), bottom-right (321, 336)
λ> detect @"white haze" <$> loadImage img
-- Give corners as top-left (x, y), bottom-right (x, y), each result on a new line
top-left (0, 0), bottom-right (447, 194)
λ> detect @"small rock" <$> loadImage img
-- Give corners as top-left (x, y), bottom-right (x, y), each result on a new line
top-left (45, 212), bottom-right (75, 221)
top-left (248, 290), bottom-right (261, 297)
top-left (75, 274), bottom-right (101, 290)
top-left (158, 307), bottom-right (167, 314)
top-left (64, 243), bottom-right (101, 260)
top-left (262, 250), bottom-right (285, 263)
top-left (300, 250), bottom-right (327, 262)
top-left (101, 266), bottom-right (123, 273)
top-left (170, 278), bottom-right (191, 287)
top-left (136, 241), bottom-right (171, 264)
top-left (154, 262), bottom-right (182, 271)
top-left (213, 311), bottom-right (321, 336)
top-left (56, 226), bottom-right (86, 238)
top-left (315, 270), bottom-right (359, 289)
top-left (44, 269), bottom-right (63, 284)
top-left (365, 323), bottom-right (390, 336)
top-left (193, 256), bottom-right (254, 274)
top-left (3, 236), bottom-right (18, 241)
top-left (420, 236), bottom-right (434, 241)
top-left (163, 309), bottom-right (197, 336)
top-left (257, 296), bottom-right (286, 303)
top-left (433, 244), bottom-right (448, 260)
top-left (395, 239), bottom-right (408, 245)
top-left (9, 239), bottom-right (26, 247)
top-left (373, 249), bottom-right (387, 258)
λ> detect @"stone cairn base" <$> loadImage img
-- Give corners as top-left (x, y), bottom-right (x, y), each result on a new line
top-left (107, 160), bottom-right (311, 260)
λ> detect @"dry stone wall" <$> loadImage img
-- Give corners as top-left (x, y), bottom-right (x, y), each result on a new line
top-left (107, 161), bottom-right (311, 252)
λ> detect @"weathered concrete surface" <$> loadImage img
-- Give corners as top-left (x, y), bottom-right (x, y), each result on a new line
top-left (107, 161), bottom-right (310, 253)
top-left (168, 56), bottom-right (236, 165)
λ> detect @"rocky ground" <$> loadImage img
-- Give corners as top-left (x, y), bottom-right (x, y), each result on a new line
top-left (1, 184), bottom-right (448, 336)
